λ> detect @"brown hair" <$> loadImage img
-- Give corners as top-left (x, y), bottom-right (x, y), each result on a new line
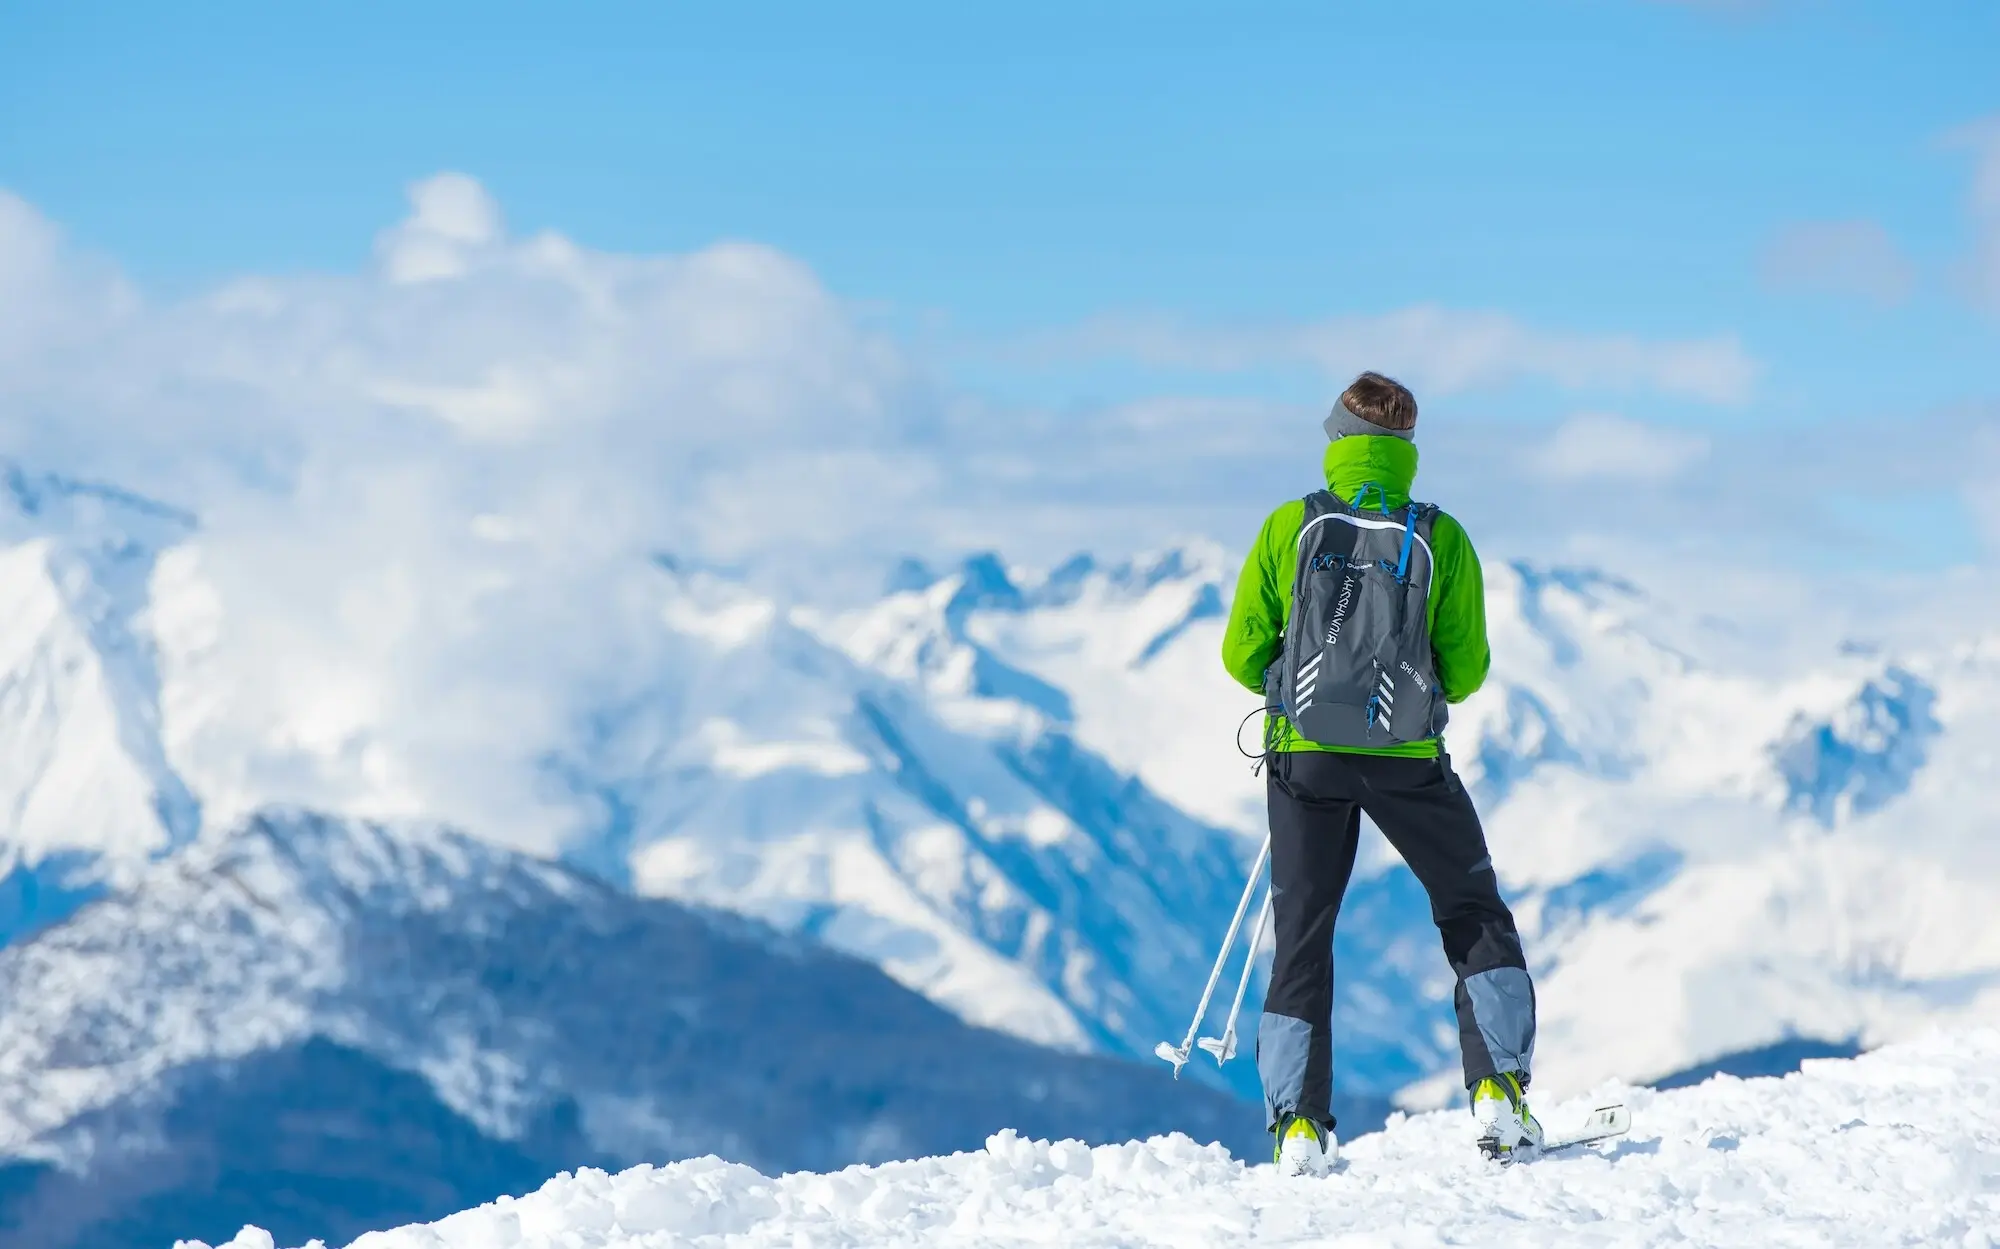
top-left (1338, 372), bottom-right (1418, 431)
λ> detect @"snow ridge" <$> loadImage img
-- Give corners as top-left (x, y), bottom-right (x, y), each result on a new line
top-left (0, 463), bottom-right (200, 938)
top-left (1774, 664), bottom-right (1941, 825)
top-left (0, 808), bottom-right (1257, 1199)
top-left (577, 558), bottom-right (1264, 1093)
top-left (0, 809), bottom-right (582, 1161)
top-left (183, 1028), bottom-right (2000, 1249)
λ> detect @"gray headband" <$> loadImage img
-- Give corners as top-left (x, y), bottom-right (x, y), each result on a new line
top-left (1323, 399), bottom-right (1414, 443)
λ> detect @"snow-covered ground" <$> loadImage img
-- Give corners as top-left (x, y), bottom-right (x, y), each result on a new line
top-left (179, 1028), bottom-right (2000, 1249)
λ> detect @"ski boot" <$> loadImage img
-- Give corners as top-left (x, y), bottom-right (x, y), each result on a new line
top-left (1472, 1072), bottom-right (1544, 1162)
top-left (1274, 1114), bottom-right (1337, 1177)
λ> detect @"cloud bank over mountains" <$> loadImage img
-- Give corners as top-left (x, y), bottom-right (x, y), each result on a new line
top-left (5, 171), bottom-right (1988, 575)
top-left (0, 172), bottom-right (1995, 857)
top-left (0, 173), bottom-right (1786, 565)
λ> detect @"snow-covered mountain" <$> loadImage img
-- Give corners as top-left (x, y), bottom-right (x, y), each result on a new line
top-left (548, 557), bottom-right (1261, 1096)
top-left (815, 547), bottom-right (1256, 835)
top-left (830, 549), bottom-right (2000, 1104)
top-left (0, 464), bottom-right (201, 944)
top-left (182, 1027), bottom-right (2000, 1249)
top-left (0, 809), bottom-right (1256, 1249)
top-left (0, 481), bottom-right (1268, 1105)
top-left (3, 459), bottom-right (1999, 1127)
top-left (1435, 564), bottom-right (2000, 1100)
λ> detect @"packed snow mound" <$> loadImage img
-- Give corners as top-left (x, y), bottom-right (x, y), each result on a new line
top-left (183, 1028), bottom-right (2000, 1249)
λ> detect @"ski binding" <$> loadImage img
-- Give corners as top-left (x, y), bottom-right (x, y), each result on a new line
top-left (1482, 1103), bottom-right (1630, 1164)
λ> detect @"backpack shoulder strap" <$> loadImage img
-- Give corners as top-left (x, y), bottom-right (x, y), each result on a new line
top-left (1295, 490), bottom-right (1339, 544)
top-left (1403, 502), bottom-right (1442, 584)
top-left (1395, 501), bottom-right (1444, 583)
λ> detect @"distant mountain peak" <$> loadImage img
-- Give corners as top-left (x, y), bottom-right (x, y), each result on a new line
top-left (1, 459), bottom-right (198, 548)
top-left (0, 462), bottom-right (202, 919)
top-left (1492, 558), bottom-right (1692, 676)
top-left (1032, 543), bottom-right (1228, 609)
top-left (880, 545), bottom-right (1228, 618)
top-left (884, 556), bottom-right (939, 595)
top-left (1774, 664), bottom-right (1941, 827)
top-left (212, 807), bottom-right (579, 917)
top-left (1507, 560), bottom-right (1645, 601)
top-left (946, 552), bottom-right (1027, 618)
top-left (1109, 543), bottom-right (1227, 591)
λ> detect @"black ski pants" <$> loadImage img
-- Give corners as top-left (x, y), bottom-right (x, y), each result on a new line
top-left (1256, 749), bottom-right (1535, 1134)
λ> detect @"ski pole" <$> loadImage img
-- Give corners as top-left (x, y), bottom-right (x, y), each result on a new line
top-left (1199, 885), bottom-right (1272, 1065)
top-left (1155, 833), bottom-right (1271, 1078)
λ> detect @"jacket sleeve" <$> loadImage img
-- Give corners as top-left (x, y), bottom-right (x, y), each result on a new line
top-left (1427, 511), bottom-right (1491, 704)
top-left (1221, 504), bottom-right (1296, 695)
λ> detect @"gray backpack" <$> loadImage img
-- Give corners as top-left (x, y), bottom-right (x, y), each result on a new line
top-left (1267, 486), bottom-right (1447, 748)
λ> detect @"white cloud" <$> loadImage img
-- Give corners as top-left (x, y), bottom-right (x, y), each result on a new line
top-left (0, 192), bottom-right (138, 369)
top-left (1760, 220), bottom-right (1916, 307)
top-left (1047, 306), bottom-right (1757, 404)
top-left (1537, 412), bottom-right (1712, 482)
top-left (375, 173), bottom-right (507, 284)
top-left (2, 181), bottom-right (918, 511)
top-left (0, 175), bottom-right (935, 853)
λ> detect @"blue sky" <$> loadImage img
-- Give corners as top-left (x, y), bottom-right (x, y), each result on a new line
top-left (6, 2), bottom-right (1996, 406)
top-left (2, 1), bottom-right (1998, 580)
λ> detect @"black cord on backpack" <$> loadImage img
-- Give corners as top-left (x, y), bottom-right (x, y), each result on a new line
top-left (1234, 705), bottom-right (1266, 762)
top-left (1236, 700), bottom-right (1286, 775)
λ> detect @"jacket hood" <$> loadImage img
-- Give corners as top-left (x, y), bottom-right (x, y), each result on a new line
top-left (1323, 435), bottom-right (1420, 509)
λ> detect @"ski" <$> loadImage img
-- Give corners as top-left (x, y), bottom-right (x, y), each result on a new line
top-left (1483, 1104), bottom-right (1630, 1164)
top-left (1541, 1103), bottom-right (1630, 1153)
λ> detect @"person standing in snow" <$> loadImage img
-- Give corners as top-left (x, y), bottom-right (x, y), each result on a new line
top-left (1221, 372), bottom-right (1538, 1176)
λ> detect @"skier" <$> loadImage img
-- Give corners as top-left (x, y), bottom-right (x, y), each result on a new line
top-left (1221, 372), bottom-right (1539, 1176)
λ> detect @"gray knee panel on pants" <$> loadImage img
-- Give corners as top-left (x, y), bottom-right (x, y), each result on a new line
top-left (1257, 1013), bottom-right (1316, 1130)
top-left (1463, 966), bottom-right (1536, 1079)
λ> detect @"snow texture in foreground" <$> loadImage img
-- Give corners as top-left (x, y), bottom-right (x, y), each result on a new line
top-left (182, 1028), bottom-right (2000, 1249)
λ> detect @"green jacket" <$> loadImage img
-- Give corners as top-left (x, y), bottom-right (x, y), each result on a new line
top-left (1221, 435), bottom-right (1490, 758)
